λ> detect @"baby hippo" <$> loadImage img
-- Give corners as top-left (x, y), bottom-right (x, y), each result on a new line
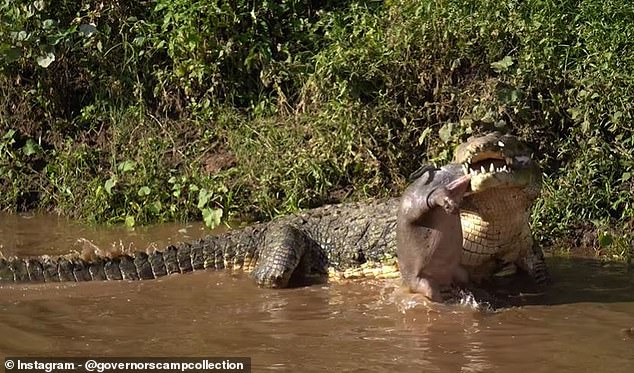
top-left (397, 164), bottom-right (471, 302)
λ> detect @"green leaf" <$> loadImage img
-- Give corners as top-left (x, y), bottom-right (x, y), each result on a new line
top-left (568, 107), bottom-right (582, 121)
top-left (202, 208), bottom-right (223, 229)
top-left (490, 56), bottom-right (514, 72)
top-left (417, 127), bottom-right (432, 145)
top-left (197, 188), bottom-right (212, 209)
top-left (104, 177), bottom-right (117, 194)
top-left (498, 87), bottom-right (521, 104)
top-left (22, 139), bottom-right (40, 156)
top-left (150, 201), bottom-right (162, 214)
top-left (3, 129), bottom-right (16, 141)
top-left (1, 46), bottom-right (21, 63)
top-left (125, 216), bottom-right (136, 228)
top-left (36, 52), bottom-right (56, 68)
top-left (598, 231), bottom-right (613, 248)
top-left (33, 0), bottom-right (45, 11)
top-left (42, 19), bottom-right (56, 29)
top-left (117, 160), bottom-right (136, 173)
top-left (172, 185), bottom-right (181, 198)
top-left (138, 186), bottom-right (151, 196)
top-left (438, 123), bottom-right (454, 143)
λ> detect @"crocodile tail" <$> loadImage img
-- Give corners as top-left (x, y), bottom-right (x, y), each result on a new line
top-left (0, 236), bottom-right (246, 284)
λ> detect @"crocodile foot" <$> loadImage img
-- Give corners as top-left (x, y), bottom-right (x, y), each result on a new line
top-left (250, 224), bottom-right (314, 288)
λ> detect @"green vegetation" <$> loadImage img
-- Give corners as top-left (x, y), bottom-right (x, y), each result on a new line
top-left (1, 0), bottom-right (632, 260)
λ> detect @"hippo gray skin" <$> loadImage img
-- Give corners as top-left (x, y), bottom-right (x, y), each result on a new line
top-left (396, 164), bottom-right (471, 302)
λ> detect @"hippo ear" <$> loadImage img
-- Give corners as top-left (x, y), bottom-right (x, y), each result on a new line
top-left (445, 174), bottom-right (471, 194)
top-left (408, 164), bottom-right (437, 182)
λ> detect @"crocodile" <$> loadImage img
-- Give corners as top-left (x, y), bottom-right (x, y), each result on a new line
top-left (452, 132), bottom-right (548, 285)
top-left (0, 199), bottom-right (399, 288)
top-left (0, 132), bottom-right (548, 290)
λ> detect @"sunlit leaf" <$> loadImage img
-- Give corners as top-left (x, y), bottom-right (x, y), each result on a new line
top-left (104, 177), bottom-right (117, 194)
top-left (42, 19), bottom-right (56, 29)
top-left (417, 127), bottom-right (432, 145)
top-left (22, 139), bottom-right (40, 156)
top-left (197, 188), bottom-right (212, 209)
top-left (151, 201), bottom-right (162, 214)
top-left (202, 208), bottom-right (223, 229)
top-left (33, 0), bottom-right (45, 11)
top-left (36, 53), bottom-right (56, 68)
top-left (438, 123), bottom-right (453, 143)
top-left (125, 215), bottom-right (136, 228)
top-left (490, 56), bottom-right (514, 72)
top-left (138, 186), bottom-right (151, 196)
top-left (117, 160), bottom-right (136, 173)
top-left (3, 129), bottom-right (16, 140)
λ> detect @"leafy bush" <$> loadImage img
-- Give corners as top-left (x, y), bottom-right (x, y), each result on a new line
top-left (0, 0), bottom-right (632, 258)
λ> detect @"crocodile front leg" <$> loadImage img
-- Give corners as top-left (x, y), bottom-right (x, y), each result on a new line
top-left (516, 241), bottom-right (551, 286)
top-left (251, 224), bottom-right (323, 288)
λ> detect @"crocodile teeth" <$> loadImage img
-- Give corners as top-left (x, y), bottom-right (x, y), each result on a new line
top-left (498, 141), bottom-right (505, 147)
top-left (462, 163), bottom-right (469, 174)
top-left (480, 165), bottom-right (486, 173)
top-left (470, 169), bottom-right (478, 175)
top-left (489, 163), bottom-right (495, 172)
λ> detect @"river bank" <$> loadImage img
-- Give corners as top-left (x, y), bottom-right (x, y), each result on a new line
top-left (1, 0), bottom-right (632, 260)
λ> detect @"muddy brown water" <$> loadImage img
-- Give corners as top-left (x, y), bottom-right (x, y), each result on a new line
top-left (1, 213), bottom-right (633, 372)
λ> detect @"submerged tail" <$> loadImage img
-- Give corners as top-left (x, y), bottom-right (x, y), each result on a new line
top-left (0, 236), bottom-right (256, 283)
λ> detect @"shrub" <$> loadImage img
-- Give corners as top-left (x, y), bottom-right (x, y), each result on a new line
top-left (0, 0), bottom-right (632, 258)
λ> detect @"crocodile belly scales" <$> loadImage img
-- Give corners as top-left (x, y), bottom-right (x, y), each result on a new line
top-left (459, 188), bottom-right (533, 268)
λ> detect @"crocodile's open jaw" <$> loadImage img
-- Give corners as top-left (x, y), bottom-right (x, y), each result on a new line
top-left (462, 153), bottom-right (510, 176)
top-left (453, 133), bottom-right (541, 193)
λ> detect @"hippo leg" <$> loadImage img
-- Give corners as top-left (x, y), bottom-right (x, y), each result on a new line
top-left (406, 276), bottom-right (443, 302)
